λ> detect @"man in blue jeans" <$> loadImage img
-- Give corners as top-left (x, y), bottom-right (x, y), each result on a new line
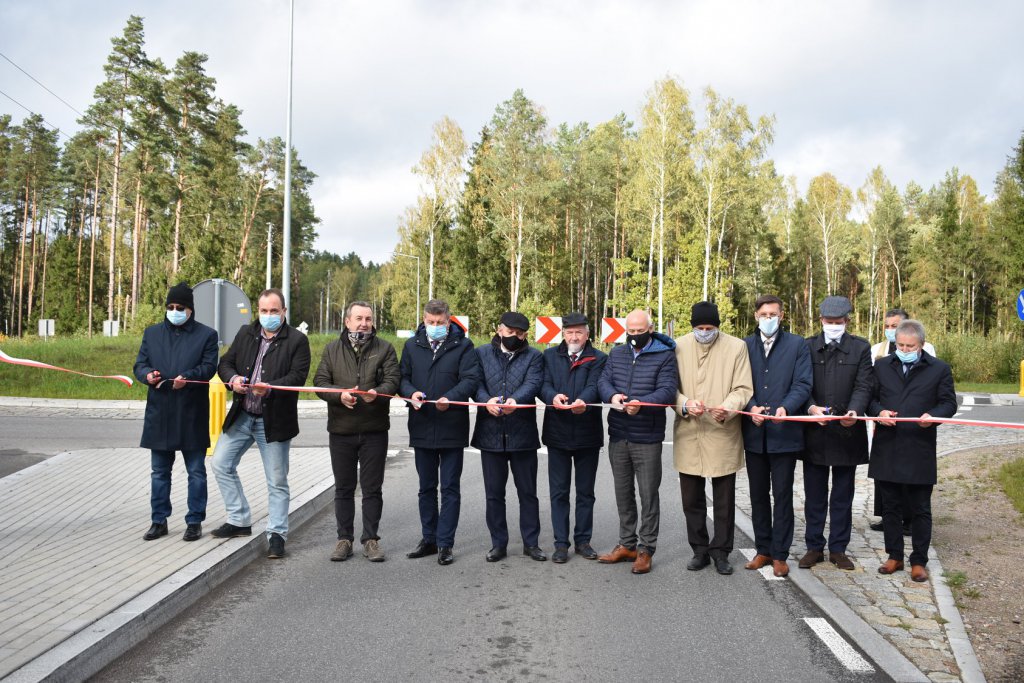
top-left (400, 299), bottom-right (481, 566)
top-left (540, 312), bottom-right (606, 563)
top-left (134, 282), bottom-right (219, 542)
top-left (211, 288), bottom-right (311, 559)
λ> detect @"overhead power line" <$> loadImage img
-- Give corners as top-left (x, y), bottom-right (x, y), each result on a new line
top-left (0, 50), bottom-right (87, 121)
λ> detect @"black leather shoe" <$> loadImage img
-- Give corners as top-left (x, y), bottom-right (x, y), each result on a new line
top-left (267, 533), bottom-right (286, 559)
top-left (686, 554), bottom-right (711, 571)
top-left (524, 546), bottom-right (548, 562)
top-left (182, 523), bottom-right (202, 542)
top-left (143, 522), bottom-right (168, 541)
top-left (575, 543), bottom-right (598, 560)
top-left (714, 557), bottom-right (734, 575)
top-left (552, 547), bottom-right (569, 563)
top-left (406, 540), bottom-right (438, 558)
top-left (210, 523), bottom-right (252, 538)
top-left (437, 547), bottom-right (454, 565)
top-left (486, 546), bottom-right (507, 562)
top-left (869, 520), bottom-right (884, 532)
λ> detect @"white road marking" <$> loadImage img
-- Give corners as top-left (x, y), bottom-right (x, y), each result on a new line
top-left (386, 449), bottom-right (401, 459)
top-left (962, 395), bottom-right (975, 406)
top-left (953, 406), bottom-right (972, 418)
top-left (803, 617), bottom-right (875, 672)
top-left (739, 548), bottom-right (785, 581)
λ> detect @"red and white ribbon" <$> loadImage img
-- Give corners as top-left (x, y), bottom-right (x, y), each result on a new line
top-left (0, 347), bottom-right (134, 386)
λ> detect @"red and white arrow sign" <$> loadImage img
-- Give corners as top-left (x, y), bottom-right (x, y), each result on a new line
top-left (601, 317), bottom-right (627, 344)
top-left (535, 316), bottom-right (562, 344)
top-left (451, 315), bottom-right (469, 333)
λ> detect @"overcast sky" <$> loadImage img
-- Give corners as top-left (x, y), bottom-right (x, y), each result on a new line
top-left (2, 0), bottom-right (1021, 265)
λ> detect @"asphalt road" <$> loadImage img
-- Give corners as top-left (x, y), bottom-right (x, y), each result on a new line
top-left (88, 429), bottom-right (889, 682)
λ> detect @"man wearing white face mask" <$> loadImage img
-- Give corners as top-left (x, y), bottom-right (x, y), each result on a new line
top-left (212, 288), bottom-right (311, 560)
top-left (134, 283), bottom-right (219, 542)
top-left (673, 302), bottom-right (753, 576)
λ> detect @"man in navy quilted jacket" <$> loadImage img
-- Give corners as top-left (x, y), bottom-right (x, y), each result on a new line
top-left (596, 309), bottom-right (678, 575)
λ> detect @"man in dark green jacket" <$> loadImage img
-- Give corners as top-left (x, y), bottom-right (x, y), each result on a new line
top-left (314, 301), bottom-right (400, 563)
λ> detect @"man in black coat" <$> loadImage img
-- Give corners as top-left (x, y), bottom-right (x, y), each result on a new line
top-left (133, 282), bottom-right (219, 542)
top-left (539, 312), bottom-right (606, 563)
top-left (314, 301), bottom-right (400, 563)
top-left (741, 294), bottom-right (812, 578)
top-left (868, 319), bottom-right (956, 583)
top-left (473, 311), bottom-right (546, 562)
top-left (400, 299), bottom-right (481, 566)
top-left (210, 288), bottom-right (311, 559)
top-left (799, 295), bottom-right (872, 571)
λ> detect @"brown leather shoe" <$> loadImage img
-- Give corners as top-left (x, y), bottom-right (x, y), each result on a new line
top-left (798, 550), bottom-right (824, 568)
top-left (597, 544), bottom-right (638, 564)
top-left (910, 564), bottom-right (929, 582)
top-left (744, 553), bottom-right (772, 570)
top-left (772, 560), bottom-right (790, 577)
top-left (877, 559), bottom-right (905, 575)
top-left (829, 552), bottom-right (855, 571)
top-left (631, 549), bottom-right (652, 574)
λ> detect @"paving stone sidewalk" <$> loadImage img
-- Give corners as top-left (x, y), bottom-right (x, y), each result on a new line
top-left (734, 425), bottom-right (1024, 683)
top-left (0, 446), bottom-right (335, 680)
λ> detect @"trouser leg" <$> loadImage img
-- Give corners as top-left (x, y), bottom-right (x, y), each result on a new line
top-left (679, 473), bottom-right (709, 556)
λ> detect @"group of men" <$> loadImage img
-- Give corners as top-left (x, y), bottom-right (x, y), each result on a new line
top-left (135, 284), bottom-right (955, 584)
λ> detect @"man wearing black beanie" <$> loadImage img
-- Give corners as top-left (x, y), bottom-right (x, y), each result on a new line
top-left (133, 283), bottom-right (219, 542)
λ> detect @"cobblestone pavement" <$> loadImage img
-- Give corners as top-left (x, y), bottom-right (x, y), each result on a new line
top-left (735, 424), bottom-right (1024, 683)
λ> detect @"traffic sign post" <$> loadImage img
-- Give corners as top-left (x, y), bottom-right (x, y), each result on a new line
top-left (535, 316), bottom-right (562, 344)
top-left (601, 317), bottom-right (627, 344)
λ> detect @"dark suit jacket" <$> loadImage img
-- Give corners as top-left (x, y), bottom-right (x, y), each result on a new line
top-left (803, 332), bottom-right (873, 466)
top-left (742, 329), bottom-right (812, 454)
top-left (867, 352), bottom-right (957, 485)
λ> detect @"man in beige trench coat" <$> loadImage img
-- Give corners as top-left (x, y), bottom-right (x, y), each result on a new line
top-left (673, 301), bottom-right (754, 575)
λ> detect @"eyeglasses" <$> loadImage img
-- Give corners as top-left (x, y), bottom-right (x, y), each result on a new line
top-left (167, 305), bottom-right (186, 311)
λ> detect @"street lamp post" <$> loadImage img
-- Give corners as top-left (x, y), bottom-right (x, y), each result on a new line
top-left (394, 252), bottom-right (420, 327)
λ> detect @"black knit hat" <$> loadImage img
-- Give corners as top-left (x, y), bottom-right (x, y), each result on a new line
top-left (166, 282), bottom-right (194, 310)
top-left (690, 301), bottom-right (720, 327)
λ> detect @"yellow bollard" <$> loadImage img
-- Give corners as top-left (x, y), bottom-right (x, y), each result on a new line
top-left (1019, 360), bottom-right (1024, 397)
top-left (208, 375), bottom-right (227, 456)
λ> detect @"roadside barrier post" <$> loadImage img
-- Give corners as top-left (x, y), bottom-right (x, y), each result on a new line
top-left (208, 375), bottom-right (227, 456)
top-left (1019, 359), bottom-right (1024, 397)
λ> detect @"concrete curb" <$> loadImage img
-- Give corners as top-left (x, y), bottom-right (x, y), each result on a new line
top-left (5, 467), bottom-right (337, 683)
top-left (728, 493), bottom-right (929, 682)
top-left (929, 552), bottom-right (987, 683)
top-left (956, 392), bottom-right (1024, 407)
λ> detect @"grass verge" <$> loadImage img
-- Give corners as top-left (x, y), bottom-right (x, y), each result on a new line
top-left (994, 457), bottom-right (1024, 516)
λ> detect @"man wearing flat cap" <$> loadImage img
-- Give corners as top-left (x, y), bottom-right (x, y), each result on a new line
top-left (597, 309), bottom-right (678, 575)
top-left (798, 295), bottom-right (873, 572)
top-left (133, 282), bottom-right (219, 542)
top-left (673, 302), bottom-right (752, 575)
top-left (472, 311), bottom-right (547, 562)
top-left (741, 294), bottom-right (812, 578)
top-left (539, 312), bottom-right (607, 563)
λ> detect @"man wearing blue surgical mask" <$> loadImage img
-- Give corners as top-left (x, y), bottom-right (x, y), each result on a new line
top-left (868, 308), bottom-right (937, 534)
top-left (211, 288), bottom-right (311, 560)
top-left (868, 319), bottom-right (956, 583)
top-left (133, 283), bottom-right (219, 542)
top-left (400, 299), bottom-right (481, 566)
top-left (741, 295), bottom-right (812, 578)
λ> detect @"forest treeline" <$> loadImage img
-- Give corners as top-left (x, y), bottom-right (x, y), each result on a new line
top-left (2, 16), bottom-right (1023, 359)
top-left (381, 85), bottom-right (1024, 348)
top-left (0, 15), bottom-right (359, 338)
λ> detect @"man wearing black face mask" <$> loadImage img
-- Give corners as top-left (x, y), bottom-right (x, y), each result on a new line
top-left (597, 309), bottom-right (678, 575)
top-left (472, 312), bottom-right (547, 562)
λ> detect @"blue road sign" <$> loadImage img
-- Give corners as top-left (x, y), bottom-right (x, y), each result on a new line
top-left (1018, 288), bottom-right (1024, 321)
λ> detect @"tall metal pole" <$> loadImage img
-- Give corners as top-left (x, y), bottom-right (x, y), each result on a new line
top-left (282, 0), bottom-right (295, 310)
top-left (266, 222), bottom-right (273, 290)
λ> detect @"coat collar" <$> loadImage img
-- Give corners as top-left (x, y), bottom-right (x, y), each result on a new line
top-left (809, 331), bottom-right (851, 354)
